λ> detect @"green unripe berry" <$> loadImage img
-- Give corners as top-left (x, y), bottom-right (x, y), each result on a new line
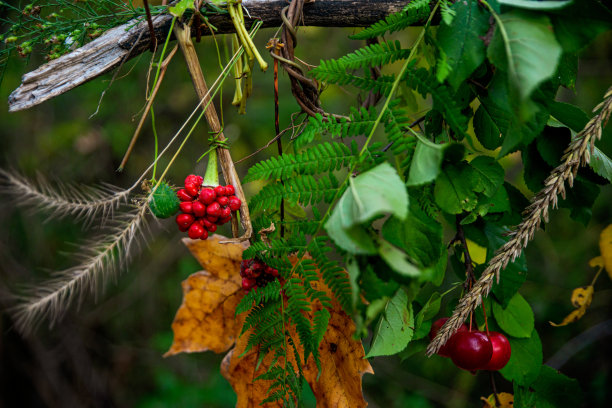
top-left (149, 181), bottom-right (180, 218)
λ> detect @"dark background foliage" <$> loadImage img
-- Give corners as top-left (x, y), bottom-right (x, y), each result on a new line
top-left (0, 5), bottom-right (611, 407)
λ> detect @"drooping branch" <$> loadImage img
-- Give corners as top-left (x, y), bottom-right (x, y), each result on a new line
top-left (8, 0), bottom-right (410, 112)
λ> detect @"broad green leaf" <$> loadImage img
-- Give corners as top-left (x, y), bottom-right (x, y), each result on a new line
top-left (470, 156), bottom-right (505, 197)
top-left (326, 163), bottom-right (408, 253)
top-left (437, 0), bottom-right (491, 89)
top-left (378, 240), bottom-right (421, 278)
top-left (434, 162), bottom-right (479, 214)
top-left (500, 329), bottom-right (542, 386)
top-left (551, 0), bottom-right (612, 52)
top-left (473, 104), bottom-right (504, 150)
top-left (382, 204), bottom-right (444, 268)
top-left (549, 101), bottom-right (588, 131)
top-left (407, 140), bottom-right (447, 186)
top-left (419, 250), bottom-right (447, 286)
top-left (498, 0), bottom-right (572, 10)
top-left (590, 146), bottom-right (612, 183)
top-left (169, 0), bottom-right (194, 17)
top-left (413, 292), bottom-right (441, 340)
top-left (514, 366), bottom-right (583, 408)
top-left (367, 289), bottom-right (415, 357)
top-left (487, 10), bottom-right (562, 101)
top-left (492, 293), bottom-right (534, 338)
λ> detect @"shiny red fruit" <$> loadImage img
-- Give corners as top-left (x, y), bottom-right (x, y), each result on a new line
top-left (176, 213), bottom-right (195, 231)
top-left (199, 188), bottom-right (216, 205)
top-left (176, 189), bottom-right (192, 201)
top-left (218, 216), bottom-right (232, 225)
top-left (206, 202), bottom-right (222, 217)
top-left (242, 277), bottom-right (256, 291)
top-left (482, 332), bottom-right (511, 371)
top-left (206, 215), bottom-right (218, 223)
top-left (225, 185), bottom-right (235, 195)
top-left (188, 223), bottom-right (205, 239)
top-left (449, 331), bottom-right (493, 371)
top-left (220, 206), bottom-right (231, 219)
top-left (185, 175), bottom-right (203, 187)
top-left (201, 218), bottom-right (214, 230)
top-left (429, 318), bottom-right (469, 357)
top-left (192, 201), bottom-right (206, 217)
top-left (229, 196), bottom-right (241, 211)
top-left (184, 182), bottom-right (199, 197)
top-left (207, 224), bottom-right (217, 233)
top-left (217, 196), bottom-right (229, 207)
top-left (179, 201), bottom-right (193, 213)
top-left (214, 185), bottom-right (226, 197)
top-left (199, 230), bottom-right (209, 240)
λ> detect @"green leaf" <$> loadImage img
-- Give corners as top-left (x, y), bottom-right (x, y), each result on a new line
top-left (407, 140), bottom-right (447, 186)
top-left (367, 289), bottom-right (414, 357)
top-left (514, 366), bottom-right (583, 408)
top-left (492, 293), bottom-right (534, 338)
top-left (551, 0), bottom-right (612, 52)
top-left (378, 239), bottom-right (422, 278)
top-left (413, 292), bottom-right (441, 340)
top-left (382, 204), bottom-right (444, 268)
top-left (326, 163), bottom-right (408, 253)
top-left (497, 0), bottom-right (572, 10)
top-left (487, 10), bottom-right (563, 101)
top-left (591, 146), bottom-right (612, 183)
top-left (169, 0), bottom-right (194, 17)
top-left (473, 104), bottom-right (504, 150)
top-left (549, 101), bottom-right (589, 131)
top-left (470, 156), bottom-right (505, 197)
top-left (434, 162), bottom-right (479, 214)
top-left (499, 329), bottom-right (542, 386)
top-left (436, 0), bottom-right (491, 89)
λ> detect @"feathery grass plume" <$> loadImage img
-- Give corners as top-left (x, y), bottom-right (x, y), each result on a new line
top-left (427, 85), bottom-right (612, 356)
top-left (0, 169), bottom-right (133, 225)
top-left (12, 201), bottom-right (149, 334)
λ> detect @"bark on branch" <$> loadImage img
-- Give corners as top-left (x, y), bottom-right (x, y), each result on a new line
top-left (8, 0), bottom-right (409, 112)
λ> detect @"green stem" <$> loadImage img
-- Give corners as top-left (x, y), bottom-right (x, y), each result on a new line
top-left (203, 148), bottom-right (220, 187)
top-left (151, 106), bottom-right (159, 180)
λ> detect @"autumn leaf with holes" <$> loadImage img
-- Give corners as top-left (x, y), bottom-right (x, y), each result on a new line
top-left (165, 236), bottom-right (373, 407)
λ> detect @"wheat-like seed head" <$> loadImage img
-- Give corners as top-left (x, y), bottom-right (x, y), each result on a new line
top-left (11, 202), bottom-right (150, 334)
top-left (0, 169), bottom-right (134, 226)
top-left (427, 85), bottom-right (612, 356)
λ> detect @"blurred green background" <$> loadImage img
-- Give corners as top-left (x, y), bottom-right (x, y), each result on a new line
top-left (1, 4), bottom-right (611, 407)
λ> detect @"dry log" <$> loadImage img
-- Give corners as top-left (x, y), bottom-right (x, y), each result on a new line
top-left (8, 0), bottom-right (409, 112)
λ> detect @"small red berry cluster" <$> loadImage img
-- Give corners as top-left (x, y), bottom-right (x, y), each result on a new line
top-left (429, 318), bottom-right (511, 372)
top-left (175, 175), bottom-right (242, 240)
top-left (240, 258), bottom-right (280, 292)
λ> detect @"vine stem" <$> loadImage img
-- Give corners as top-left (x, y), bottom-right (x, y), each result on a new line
top-left (427, 85), bottom-right (612, 356)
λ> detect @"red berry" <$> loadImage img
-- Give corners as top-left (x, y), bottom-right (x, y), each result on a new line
top-left (185, 175), bottom-right (203, 187)
top-left (206, 202), bottom-right (222, 217)
top-left (228, 196), bottom-right (241, 212)
top-left (201, 218), bottom-right (214, 230)
top-left (449, 331), bottom-right (493, 371)
top-left (269, 268), bottom-right (279, 278)
top-left (199, 188), bottom-right (216, 205)
top-left (176, 213), bottom-right (195, 231)
top-left (220, 206), bottom-right (231, 219)
top-left (200, 230), bottom-right (209, 240)
top-left (429, 318), bottom-right (469, 357)
top-left (218, 216), bottom-right (232, 225)
top-left (242, 277), bottom-right (256, 291)
top-left (188, 223), bottom-right (205, 239)
top-left (184, 183), bottom-right (199, 197)
top-left (214, 185), bottom-right (226, 197)
top-left (225, 185), bottom-right (235, 195)
top-left (206, 215), bottom-right (218, 223)
top-left (176, 189), bottom-right (192, 201)
top-left (217, 196), bottom-right (229, 207)
top-left (207, 224), bottom-right (217, 233)
top-left (482, 332), bottom-right (511, 371)
top-left (192, 201), bottom-right (206, 217)
top-left (179, 201), bottom-right (193, 213)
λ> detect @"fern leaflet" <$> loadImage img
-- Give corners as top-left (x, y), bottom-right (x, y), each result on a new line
top-left (349, 0), bottom-right (430, 40)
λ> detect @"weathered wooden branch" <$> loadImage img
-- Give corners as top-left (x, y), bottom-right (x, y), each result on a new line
top-left (8, 0), bottom-right (408, 112)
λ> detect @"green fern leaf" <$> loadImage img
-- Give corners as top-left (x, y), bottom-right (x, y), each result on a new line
top-left (308, 237), bottom-right (353, 312)
top-left (311, 40), bottom-right (409, 75)
top-left (244, 142), bottom-right (354, 183)
top-left (235, 280), bottom-right (282, 316)
top-left (350, 0), bottom-right (430, 40)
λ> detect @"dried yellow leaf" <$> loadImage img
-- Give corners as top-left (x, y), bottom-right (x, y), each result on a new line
top-left (588, 255), bottom-right (604, 268)
top-left (481, 392), bottom-right (514, 407)
top-left (599, 224), bottom-right (612, 280)
top-left (550, 307), bottom-right (587, 327)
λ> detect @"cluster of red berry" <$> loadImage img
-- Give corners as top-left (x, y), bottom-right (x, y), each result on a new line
top-left (240, 258), bottom-right (280, 292)
top-left (174, 175), bottom-right (241, 240)
top-left (429, 318), bottom-right (511, 372)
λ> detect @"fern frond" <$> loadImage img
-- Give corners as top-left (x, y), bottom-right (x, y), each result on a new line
top-left (235, 280), bottom-right (282, 316)
top-left (310, 64), bottom-right (395, 93)
top-left (249, 174), bottom-right (340, 212)
top-left (12, 203), bottom-right (148, 333)
top-left (244, 142), bottom-right (353, 183)
top-left (384, 100), bottom-right (418, 171)
top-left (350, 0), bottom-right (430, 40)
top-left (0, 169), bottom-right (132, 225)
top-left (285, 278), bottom-right (314, 361)
top-left (308, 237), bottom-right (353, 312)
top-left (312, 40), bottom-right (409, 74)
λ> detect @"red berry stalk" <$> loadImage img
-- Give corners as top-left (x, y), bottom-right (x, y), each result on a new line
top-left (174, 149), bottom-right (242, 240)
